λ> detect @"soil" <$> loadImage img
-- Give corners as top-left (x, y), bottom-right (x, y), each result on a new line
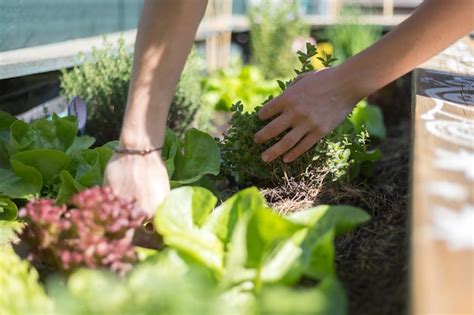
top-left (256, 77), bottom-right (412, 315)
top-left (330, 119), bottom-right (410, 315)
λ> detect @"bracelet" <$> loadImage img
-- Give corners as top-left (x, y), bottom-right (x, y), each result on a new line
top-left (114, 146), bottom-right (163, 156)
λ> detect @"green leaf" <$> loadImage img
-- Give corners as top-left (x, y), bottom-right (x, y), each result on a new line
top-left (260, 234), bottom-right (304, 283)
top-left (102, 140), bottom-right (119, 151)
top-left (349, 101), bottom-right (386, 140)
top-left (94, 146), bottom-right (113, 173)
top-left (246, 207), bottom-right (303, 268)
top-left (204, 187), bottom-right (265, 243)
top-left (0, 139), bottom-right (10, 169)
top-left (171, 129), bottom-right (220, 185)
top-left (0, 111), bottom-right (17, 142)
top-left (162, 128), bottom-right (179, 177)
top-left (0, 162), bottom-right (42, 198)
top-left (258, 276), bottom-right (347, 315)
top-left (0, 196), bottom-right (18, 220)
top-left (56, 170), bottom-right (84, 204)
top-left (154, 186), bottom-right (224, 274)
top-left (66, 269), bottom-right (129, 313)
top-left (74, 149), bottom-right (103, 187)
top-left (66, 135), bottom-right (96, 155)
top-left (0, 220), bottom-right (24, 245)
top-left (10, 115), bottom-right (78, 153)
top-left (293, 205), bottom-right (370, 279)
top-left (277, 80), bottom-right (286, 91)
top-left (0, 244), bottom-right (52, 314)
top-left (11, 149), bottom-right (70, 184)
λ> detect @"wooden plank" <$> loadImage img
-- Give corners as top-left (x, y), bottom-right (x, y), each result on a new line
top-left (411, 37), bottom-right (474, 315)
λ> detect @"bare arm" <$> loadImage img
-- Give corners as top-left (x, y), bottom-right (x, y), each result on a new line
top-left (346, 0), bottom-right (474, 97)
top-left (121, 0), bottom-right (208, 149)
top-left (105, 0), bottom-right (208, 215)
top-left (255, 0), bottom-right (474, 163)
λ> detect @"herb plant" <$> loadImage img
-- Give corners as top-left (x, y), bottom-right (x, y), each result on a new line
top-left (60, 39), bottom-right (204, 144)
top-left (248, 0), bottom-right (309, 79)
top-left (221, 43), bottom-right (382, 186)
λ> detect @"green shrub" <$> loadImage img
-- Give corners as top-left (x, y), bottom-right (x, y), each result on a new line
top-left (221, 44), bottom-right (382, 186)
top-left (248, 0), bottom-right (309, 79)
top-left (60, 39), bottom-right (204, 144)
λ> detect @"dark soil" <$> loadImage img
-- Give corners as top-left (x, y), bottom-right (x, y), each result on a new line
top-left (328, 119), bottom-right (410, 315)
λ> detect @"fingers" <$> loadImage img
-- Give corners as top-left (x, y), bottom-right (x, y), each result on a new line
top-left (261, 127), bottom-right (307, 163)
top-left (283, 131), bottom-right (321, 163)
top-left (258, 94), bottom-right (286, 120)
top-left (254, 113), bottom-right (292, 144)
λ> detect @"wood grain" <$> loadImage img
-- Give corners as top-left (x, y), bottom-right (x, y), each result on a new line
top-left (411, 37), bottom-right (474, 315)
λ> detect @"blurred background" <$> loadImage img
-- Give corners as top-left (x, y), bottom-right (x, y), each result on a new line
top-left (0, 0), bottom-right (420, 128)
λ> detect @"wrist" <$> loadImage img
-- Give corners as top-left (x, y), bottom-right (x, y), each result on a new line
top-left (119, 125), bottom-right (165, 150)
top-left (336, 57), bottom-right (379, 100)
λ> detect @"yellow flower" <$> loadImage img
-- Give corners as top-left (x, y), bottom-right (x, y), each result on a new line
top-left (311, 42), bottom-right (334, 70)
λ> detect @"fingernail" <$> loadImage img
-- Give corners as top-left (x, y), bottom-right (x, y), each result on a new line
top-left (283, 157), bottom-right (291, 163)
top-left (262, 153), bottom-right (269, 162)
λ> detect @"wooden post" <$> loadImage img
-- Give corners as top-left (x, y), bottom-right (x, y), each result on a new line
top-left (204, 0), bottom-right (232, 72)
top-left (383, 0), bottom-right (394, 17)
top-left (411, 37), bottom-right (474, 315)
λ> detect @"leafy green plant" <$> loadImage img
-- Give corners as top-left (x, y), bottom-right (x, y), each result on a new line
top-left (0, 111), bottom-right (221, 206)
top-left (248, 0), bottom-right (309, 79)
top-left (349, 100), bottom-right (386, 140)
top-left (48, 186), bottom-right (369, 315)
top-left (60, 39), bottom-right (204, 144)
top-left (0, 245), bottom-right (52, 315)
top-left (202, 64), bottom-right (279, 112)
top-left (0, 111), bottom-right (112, 204)
top-left (221, 44), bottom-right (382, 186)
top-left (159, 128), bottom-right (221, 187)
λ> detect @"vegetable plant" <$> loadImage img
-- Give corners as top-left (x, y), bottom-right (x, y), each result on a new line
top-left (0, 111), bottom-right (221, 250)
top-left (202, 64), bottom-right (280, 112)
top-left (0, 245), bottom-right (52, 315)
top-left (19, 186), bottom-right (146, 275)
top-left (221, 43), bottom-right (383, 186)
top-left (12, 185), bottom-right (369, 315)
top-left (0, 111), bottom-right (112, 203)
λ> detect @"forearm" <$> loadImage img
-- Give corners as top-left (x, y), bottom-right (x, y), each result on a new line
top-left (341, 0), bottom-right (474, 98)
top-left (121, 0), bottom-right (208, 148)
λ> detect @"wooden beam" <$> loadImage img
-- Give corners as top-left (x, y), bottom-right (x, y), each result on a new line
top-left (383, 0), bottom-right (394, 16)
top-left (411, 37), bottom-right (474, 315)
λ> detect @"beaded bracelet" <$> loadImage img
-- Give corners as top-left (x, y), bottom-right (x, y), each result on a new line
top-left (114, 147), bottom-right (163, 156)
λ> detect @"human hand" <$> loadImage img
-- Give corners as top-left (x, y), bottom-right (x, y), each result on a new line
top-left (104, 151), bottom-right (170, 216)
top-left (104, 151), bottom-right (169, 249)
top-left (254, 67), bottom-right (361, 163)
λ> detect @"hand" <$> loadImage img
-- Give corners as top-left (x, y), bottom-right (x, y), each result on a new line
top-left (104, 151), bottom-right (169, 249)
top-left (254, 67), bottom-right (360, 163)
top-left (104, 151), bottom-right (170, 217)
